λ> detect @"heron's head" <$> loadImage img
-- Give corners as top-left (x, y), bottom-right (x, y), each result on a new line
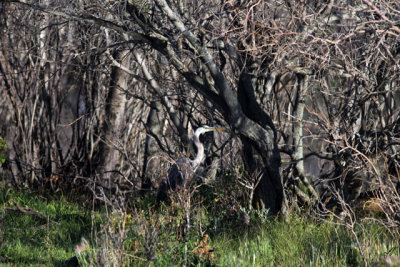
top-left (195, 125), bottom-right (224, 136)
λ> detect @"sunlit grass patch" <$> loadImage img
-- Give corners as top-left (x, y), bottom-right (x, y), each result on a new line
top-left (212, 215), bottom-right (400, 267)
top-left (0, 188), bottom-right (101, 265)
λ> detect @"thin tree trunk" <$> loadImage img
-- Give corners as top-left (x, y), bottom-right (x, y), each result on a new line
top-left (141, 101), bottom-right (164, 191)
top-left (98, 50), bottom-right (130, 188)
top-left (293, 74), bottom-right (318, 200)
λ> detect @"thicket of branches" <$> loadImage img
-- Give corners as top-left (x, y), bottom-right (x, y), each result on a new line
top-left (0, 0), bottom-right (399, 222)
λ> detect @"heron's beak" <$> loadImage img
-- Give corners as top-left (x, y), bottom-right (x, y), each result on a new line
top-left (214, 128), bottom-right (224, 131)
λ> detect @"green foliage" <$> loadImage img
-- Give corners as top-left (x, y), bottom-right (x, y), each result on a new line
top-left (0, 137), bottom-right (6, 165)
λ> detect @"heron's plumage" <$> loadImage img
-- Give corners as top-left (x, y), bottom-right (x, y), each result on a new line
top-left (156, 126), bottom-right (223, 203)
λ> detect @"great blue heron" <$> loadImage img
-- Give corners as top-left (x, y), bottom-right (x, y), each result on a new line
top-left (156, 125), bottom-right (223, 203)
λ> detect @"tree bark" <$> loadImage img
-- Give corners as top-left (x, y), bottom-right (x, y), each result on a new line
top-left (237, 73), bottom-right (284, 213)
top-left (292, 74), bottom-right (318, 202)
top-left (141, 101), bottom-right (164, 191)
top-left (97, 50), bottom-right (130, 187)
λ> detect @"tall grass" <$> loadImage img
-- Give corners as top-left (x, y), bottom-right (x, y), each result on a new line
top-left (1, 188), bottom-right (399, 266)
top-left (214, 215), bottom-right (400, 266)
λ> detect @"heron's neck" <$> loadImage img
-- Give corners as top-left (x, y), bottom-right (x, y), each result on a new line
top-left (192, 134), bottom-right (204, 169)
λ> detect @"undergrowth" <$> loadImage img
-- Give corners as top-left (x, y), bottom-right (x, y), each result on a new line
top-left (214, 215), bottom-right (400, 266)
top-left (0, 187), bottom-right (399, 266)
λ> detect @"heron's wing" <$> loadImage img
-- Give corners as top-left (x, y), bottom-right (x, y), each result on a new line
top-left (167, 164), bottom-right (184, 189)
top-left (176, 157), bottom-right (191, 168)
top-left (156, 158), bottom-right (194, 203)
top-left (156, 164), bottom-right (182, 203)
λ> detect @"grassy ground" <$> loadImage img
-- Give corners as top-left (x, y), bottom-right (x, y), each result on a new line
top-left (0, 188), bottom-right (399, 266)
top-left (0, 188), bottom-right (102, 265)
top-left (213, 216), bottom-right (399, 266)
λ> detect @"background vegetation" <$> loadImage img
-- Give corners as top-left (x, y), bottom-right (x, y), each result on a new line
top-left (0, 0), bottom-right (399, 265)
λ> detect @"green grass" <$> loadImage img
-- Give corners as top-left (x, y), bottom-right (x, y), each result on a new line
top-left (0, 188), bottom-right (102, 265)
top-left (213, 215), bottom-right (400, 266)
top-left (0, 188), bottom-right (399, 266)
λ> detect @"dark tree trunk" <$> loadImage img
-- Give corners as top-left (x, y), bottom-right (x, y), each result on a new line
top-left (237, 73), bottom-right (284, 214)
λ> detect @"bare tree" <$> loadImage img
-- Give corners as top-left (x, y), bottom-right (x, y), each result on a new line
top-left (1, 0), bottom-right (399, 218)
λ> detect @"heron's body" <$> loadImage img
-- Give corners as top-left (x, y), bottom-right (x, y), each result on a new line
top-left (156, 126), bottom-right (222, 203)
